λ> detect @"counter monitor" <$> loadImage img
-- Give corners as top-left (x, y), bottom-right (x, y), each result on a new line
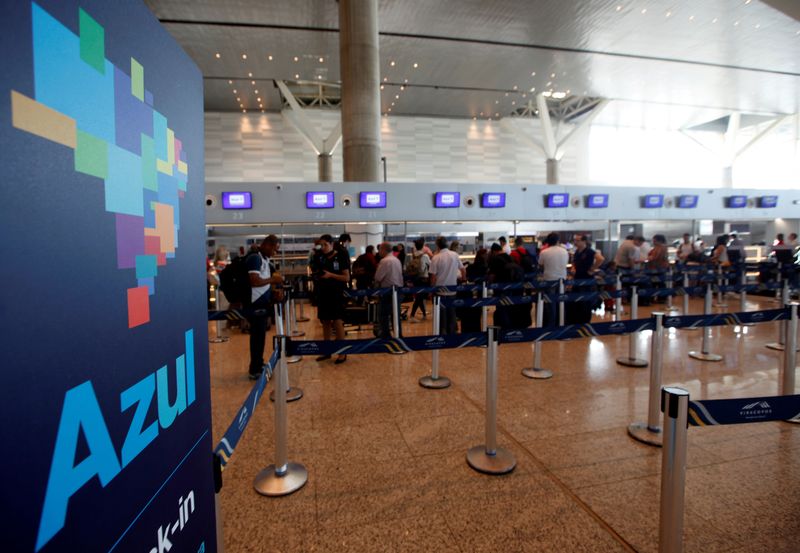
top-left (677, 195), bottom-right (698, 208)
top-left (434, 192), bottom-right (460, 208)
top-left (759, 195), bottom-right (778, 208)
top-left (221, 191), bottom-right (252, 210)
top-left (586, 194), bottom-right (609, 208)
top-left (545, 193), bottom-right (569, 208)
top-left (306, 191), bottom-right (335, 209)
top-left (481, 193), bottom-right (506, 208)
top-left (726, 195), bottom-right (747, 208)
top-left (360, 191), bottom-right (387, 208)
top-left (642, 194), bottom-right (664, 208)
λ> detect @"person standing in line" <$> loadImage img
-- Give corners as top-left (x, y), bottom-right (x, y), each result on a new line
top-left (247, 235), bottom-right (284, 380)
top-left (570, 235), bottom-right (604, 323)
top-left (677, 233), bottom-right (695, 263)
top-left (614, 235), bottom-right (644, 271)
top-left (429, 236), bottom-right (465, 334)
top-left (374, 241), bottom-right (404, 338)
top-left (352, 245), bottom-right (378, 291)
top-left (647, 234), bottom-right (669, 270)
top-left (638, 236), bottom-right (652, 262)
top-left (313, 234), bottom-right (350, 364)
top-left (408, 238), bottom-right (431, 321)
top-left (711, 234), bottom-right (730, 266)
top-left (498, 236), bottom-right (511, 255)
top-left (539, 232), bottom-right (569, 327)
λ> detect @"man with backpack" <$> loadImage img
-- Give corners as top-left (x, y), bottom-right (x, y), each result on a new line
top-left (245, 235), bottom-right (284, 380)
top-left (407, 238), bottom-right (431, 320)
top-left (510, 236), bottom-right (536, 274)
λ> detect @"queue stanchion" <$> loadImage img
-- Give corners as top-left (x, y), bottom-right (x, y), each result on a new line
top-left (391, 286), bottom-right (400, 339)
top-left (738, 267), bottom-right (751, 327)
top-left (209, 287), bottom-right (230, 343)
top-left (270, 303), bottom-right (303, 403)
top-left (617, 285), bottom-right (648, 367)
top-left (481, 281), bottom-right (488, 332)
top-left (467, 326), bottom-right (516, 475)
top-left (766, 282), bottom-right (794, 351)
top-left (287, 289), bottom-right (305, 337)
top-left (254, 335), bottom-right (308, 496)
top-left (522, 292), bottom-right (553, 379)
top-left (688, 283), bottom-right (723, 362)
top-left (296, 277), bottom-right (310, 322)
top-left (558, 278), bottom-right (565, 326)
top-left (628, 312), bottom-right (665, 446)
top-left (782, 303), bottom-right (798, 397)
top-left (714, 265), bottom-right (728, 308)
top-left (281, 298), bottom-right (302, 364)
top-left (666, 266), bottom-right (679, 314)
top-left (658, 387), bottom-right (690, 553)
top-left (615, 274), bottom-right (624, 320)
top-left (419, 295), bottom-right (451, 389)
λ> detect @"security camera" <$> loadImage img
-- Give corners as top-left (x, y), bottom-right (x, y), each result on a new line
top-left (342, 194), bottom-right (352, 207)
top-left (276, 184), bottom-right (283, 190)
top-left (464, 196), bottom-right (475, 207)
top-left (205, 194), bottom-right (216, 207)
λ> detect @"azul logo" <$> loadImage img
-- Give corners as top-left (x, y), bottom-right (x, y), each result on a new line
top-left (36, 330), bottom-right (197, 551)
top-left (148, 490), bottom-right (196, 553)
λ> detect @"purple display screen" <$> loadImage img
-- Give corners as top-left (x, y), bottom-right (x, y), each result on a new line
top-left (727, 195), bottom-right (747, 208)
top-left (677, 195), bottom-right (698, 208)
top-left (359, 191), bottom-right (387, 208)
top-left (434, 192), bottom-right (460, 208)
top-left (306, 191), bottom-right (335, 209)
top-left (481, 193), bottom-right (506, 208)
top-left (643, 194), bottom-right (664, 208)
top-left (545, 193), bottom-right (569, 208)
top-left (221, 191), bottom-right (252, 210)
top-left (759, 196), bottom-right (778, 208)
top-left (586, 194), bottom-right (609, 208)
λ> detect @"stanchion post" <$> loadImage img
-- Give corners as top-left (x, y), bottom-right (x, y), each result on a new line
top-left (782, 302), bottom-right (798, 396)
top-left (254, 336), bottom-right (308, 496)
top-left (279, 299), bottom-right (302, 365)
top-left (481, 281), bottom-right (488, 332)
top-left (270, 304), bottom-right (303, 402)
top-left (628, 312), bottom-right (664, 446)
top-left (658, 387), bottom-right (690, 553)
top-left (420, 295), bottom-right (451, 389)
top-left (296, 278), bottom-right (310, 322)
top-left (666, 266), bottom-right (678, 313)
top-left (739, 267), bottom-right (747, 314)
top-left (615, 274), bottom-right (623, 320)
top-left (209, 288), bottom-right (230, 343)
top-left (558, 278), bottom-right (565, 326)
top-left (714, 264), bottom-right (727, 308)
top-left (688, 283), bottom-right (723, 362)
top-left (391, 286), bottom-right (400, 339)
top-left (682, 273), bottom-right (690, 317)
top-left (288, 288), bottom-right (305, 337)
top-left (467, 326), bottom-right (516, 475)
top-left (617, 285), bottom-right (648, 367)
top-left (522, 292), bottom-right (553, 379)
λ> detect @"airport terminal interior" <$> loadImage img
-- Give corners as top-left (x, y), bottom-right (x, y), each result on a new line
top-left (20, 0), bottom-right (800, 551)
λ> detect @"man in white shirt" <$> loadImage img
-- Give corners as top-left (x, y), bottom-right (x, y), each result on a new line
top-left (538, 232), bottom-right (568, 281)
top-left (246, 235), bottom-right (283, 379)
top-left (429, 236), bottom-right (465, 334)
top-left (614, 235), bottom-right (644, 270)
top-left (677, 234), bottom-right (695, 263)
top-left (374, 242), bottom-right (403, 338)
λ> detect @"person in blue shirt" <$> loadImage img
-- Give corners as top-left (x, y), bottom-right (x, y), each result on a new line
top-left (246, 235), bottom-right (283, 379)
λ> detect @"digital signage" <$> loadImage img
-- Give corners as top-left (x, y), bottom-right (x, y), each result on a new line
top-left (480, 193), bottom-right (506, 208)
top-left (759, 196), bottom-right (778, 208)
top-left (359, 191), bottom-right (387, 208)
top-left (545, 193), bottom-right (569, 208)
top-left (221, 191), bottom-right (252, 210)
top-left (586, 194), bottom-right (609, 208)
top-left (642, 194), bottom-right (664, 208)
top-left (306, 191), bottom-right (335, 209)
top-left (677, 195), bottom-right (699, 208)
top-left (434, 192), bottom-right (460, 208)
top-left (726, 195), bottom-right (747, 208)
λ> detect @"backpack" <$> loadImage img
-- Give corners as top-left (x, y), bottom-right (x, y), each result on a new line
top-left (406, 253), bottom-right (423, 278)
top-left (219, 254), bottom-right (253, 306)
top-left (504, 260), bottom-right (524, 283)
top-left (517, 248), bottom-right (536, 274)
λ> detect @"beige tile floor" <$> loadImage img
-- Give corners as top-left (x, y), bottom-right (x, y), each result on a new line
top-left (209, 294), bottom-right (800, 552)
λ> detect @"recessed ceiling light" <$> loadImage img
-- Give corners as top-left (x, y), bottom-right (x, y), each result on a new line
top-left (712, 17), bottom-right (718, 23)
top-left (295, 74), bottom-right (299, 79)
top-left (495, 112), bottom-right (499, 117)
top-left (251, 80), bottom-right (255, 85)
top-left (522, 93), bottom-right (526, 98)
top-left (215, 53), bottom-right (221, 59)
top-left (511, 101), bottom-right (516, 105)
top-left (383, 77), bottom-right (388, 82)
top-left (259, 104), bottom-right (263, 108)
top-left (240, 103), bottom-right (243, 107)
top-left (254, 89), bottom-right (259, 93)
top-left (318, 75), bottom-right (323, 79)
top-left (248, 72), bottom-right (253, 77)
top-left (755, 23), bottom-right (760, 29)
top-left (512, 85), bottom-right (518, 90)
top-left (745, 0), bottom-right (752, 4)
top-left (380, 85), bottom-right (384, 90)
top-left (689, 15), bottom-right (694, 21)
top-left (319, 57), bottom-right (324, 63)
top-left (550, 73), bottom-right (556, 78)
top-left (529, 87), bottom-right (535, 92)
top-left (413, 63), bottom-right (418, 68)
top-left (388, 108), bottom-right (392, 112)
top-left (241, 54), bottom-right (247, 60)
top-left (391, 102), bottom-right (395, 106)
top-left (233, 89), bottom-right (237, 93)
top-left (395, 94), bottom-right (399, 99)
top-left (242, 109), bottom-right (246, 113)
top-left (566, 89), bottom-right (571, 94)
top-left (531, 71), bottom-right (536, 76)
top-left (666, 10), bottom-right (671, 17)
top-left (404, 79), bottom-right (408, 83)
top-left (734, 20), bottom-right (739, 26)
top-left (616, 5), bottom-right (622, 12)
top-left (552, 91), bottom-right (566, 99)
top-left (546, 81), bottom-right (552, 86)
top-left (495, 100), bottom-right (499, 104)
top-left (293, 56), bottom-right (299, 62)
top-left (257, 97), bottom-right (262, 102)
top-left (237, 97), bottom-right (241, 101)
top-left (641, 8), bottom-right (647, 14)
top-left (228, 80), bottom-right (232, 84)
top-left (400, 85), bottom-right (405, 90)
top-left (268, 55), bottom-right (273, 61)
top-left (390, 60), bottom-right (396, 66)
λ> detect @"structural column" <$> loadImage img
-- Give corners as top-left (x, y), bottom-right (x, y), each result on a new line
top-left (339, 0), bottom-right (381, 182)
top-left (546, 158), bottom-right (559, 185)
top-left (318, 153), bottom-right (333, 182)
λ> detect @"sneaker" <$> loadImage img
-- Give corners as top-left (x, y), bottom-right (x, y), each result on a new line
top-left (248, 370), bottom-right (261, 380)
top-left (316, 354), bottom-right (332, 362)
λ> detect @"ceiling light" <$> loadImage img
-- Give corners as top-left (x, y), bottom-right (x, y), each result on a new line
top-left (228, 80), bottom-right (232, 84)
top-left (236, 97), bottom-right (241, 101)
top-left (512, 85), bottom-right (518, 90)
top-left (531, 71), bottom-right (536, 76)
top-left (293, 56), bottom-right (299, 62)
top-left (566, 89), bottom-right (571, 94)
top-left (257, 97), bottom-right (262, 102)
top-left (380, 85), bottom-right (384, 90)
top-left (755, 23), bottom-right (760, 29)
top-left (689, 15), bottom-right (694, 21)
top-left (239, 103), bottom-right (243, 107)
top-left (259, 104), bottom-right (263, 108)
top-left (215, 53), bottom-right (221, 59)
top-left (641, 8), bottom-right (647, 14)
top-left (413, 63), bottom-right (418, 68)
top-left (550, 73), bottom-right (556, 78)
top-left (552, 91), bottom-right (566, 99)
top-left (541, 91), bottom-right (552, 97)
top-left (400, 85), bottom-right (405, 90)
top-left (391, 102), bottom-right (395, 106)
top-left (395, 94), bottom-right (399, 99)
top-left (383, 77), bottom-right (388, 82)
top-left (248, 72), bottom-right (253, 77)
top-left (665, 10), bottom-right (671, 17)
top-left (319, 57), bottom-right (324, 63)
top-left (390, 60), bottom-right (396, 66)
top-left (480, 112), bottom-right (484, 116)
top-left (511, 101), bottom-right (516, 105)
top-left (522, 93), bottom-right (526, 98)
top-left (546, 81), bottom-right (552, 86)
top-left (616, 5), bottom-right (622, 11)
top-left (712, 17), bottom-right (718, 23)
top-left (745, 0), bottom-right (751, 4)
top-left (261, 109), bottom-right (265, 113)
top-left (254, 89), bottom-right (259, 93)
top-left (495, 112), bottom-right (499, 117)
top-left (404, 79), bottom-right (408, 83)
top-left (734, 20), bottom-right (739, 26)
top-left (504, 92), bottom-right (509, 97)
top-left (242, 109), bottom-right (246, 113)
top-left (317, 75), bottom-right (323, 79)
top-left (529, 87), bottom-right (535, 92)
top-left (495, 100), bottom-right (499, 104)
top-left (268, 55), bottom-right (273, 61)
top-left (241, 54), bottom-right (247, 60)
top-left (295, 74), bottom-right (299, 79)
top-left (388, 108), bottom-right (392, 112)
top-left (233, 89), bottom-right (237, 93)
top-left (251, 80), bottom-right (255, 84)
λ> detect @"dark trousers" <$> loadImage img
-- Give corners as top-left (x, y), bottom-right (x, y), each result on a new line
top-left (247, 293), bottom-right (272, 374)
top-left (438, 301), bottom-right (458, 335)
top-left (378, 293), bottom-right (401, 338)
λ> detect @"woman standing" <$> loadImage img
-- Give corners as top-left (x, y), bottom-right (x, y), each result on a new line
top-left (314, 234), bottom-right (350, 364)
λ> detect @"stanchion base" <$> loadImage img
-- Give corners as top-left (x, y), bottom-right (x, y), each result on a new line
top-left (296, 317), bottom-right (310, 323)
top-left (713, 304), bottom-right (728, 309)
top-left (682, 327), bottom-right (700, 331)
top-left (419, 375), bottom-right (451, 389)
top-left (466, 446), bottom-right (516, 475)
top-left (286, 355), bottom-right (302, 364)
top-left (765, 343), bottom-right (800, 351)
top-left (688, 351), bottom-right (723, 362)
top-left (253, 462), bottom-right (308, 496)
top-left (208, 336), bottom-right (230, 343)
top-left (269, 387), bottom-right (304, 403)
top-left (627, 422), bottom-right (662, 447)
top-left (290, 330), bottom-right (305, 337)
top-left (389, 350), bottom-right (407, 355)
top-left (784, 418), bottom-right (800, 425)
top-left (616, 357), bottom-right (648, 368)
top-left (521, 367), bottom-right (553, 380)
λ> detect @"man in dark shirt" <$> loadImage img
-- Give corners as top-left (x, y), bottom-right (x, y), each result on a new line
top-left (313, 234), bottom-right (351, 364)
top-left (246, 235), bottom-right (283, 380)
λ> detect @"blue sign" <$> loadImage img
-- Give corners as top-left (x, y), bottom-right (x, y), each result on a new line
top-left (434, 191), bottom-right (460, 208)
top-left (586, 194), bottom-right (609, 208)
top-left (759, 195), bottom-right (778, 208)
top-left (643, 194), bottom-right (664, 208)
top-left (677, 195), bottom-right (698, 208)
top-left (1, 1), bottom-right (216, 551)
top-left (306, 191), bottom-right (335, 208)
top-left (546, 193), bottom-right (569, 208)
top-left (726, 195), bottom-right (747, 208)
top-left (480, 192), bottom-right (506, 208)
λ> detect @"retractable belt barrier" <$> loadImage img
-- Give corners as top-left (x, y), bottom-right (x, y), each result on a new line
top-left (213, 350), bottom-right (279, 470)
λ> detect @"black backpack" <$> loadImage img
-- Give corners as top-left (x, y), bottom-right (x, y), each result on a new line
top-left (518, 249), bottom-right (536, 274)
top-left (219, 254), bottom-right (253, 306)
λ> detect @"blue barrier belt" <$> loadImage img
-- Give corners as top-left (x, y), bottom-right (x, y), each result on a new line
top-left (499, 317), bottom-right (656, 343)
top-left (208, 307), bottom-right (270, 321)
top-left (688, 394), bottom-right (800, 426)
top-left (213, 350), bottom-right (279, 469)
top-left (285, 332), bottom-right (488, 356)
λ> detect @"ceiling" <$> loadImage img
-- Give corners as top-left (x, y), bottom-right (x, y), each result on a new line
top-left (144, 0), bottom-right (800, 129)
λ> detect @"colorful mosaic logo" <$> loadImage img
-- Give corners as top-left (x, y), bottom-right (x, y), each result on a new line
top-left (10, 3), bottom-right (189, 328)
